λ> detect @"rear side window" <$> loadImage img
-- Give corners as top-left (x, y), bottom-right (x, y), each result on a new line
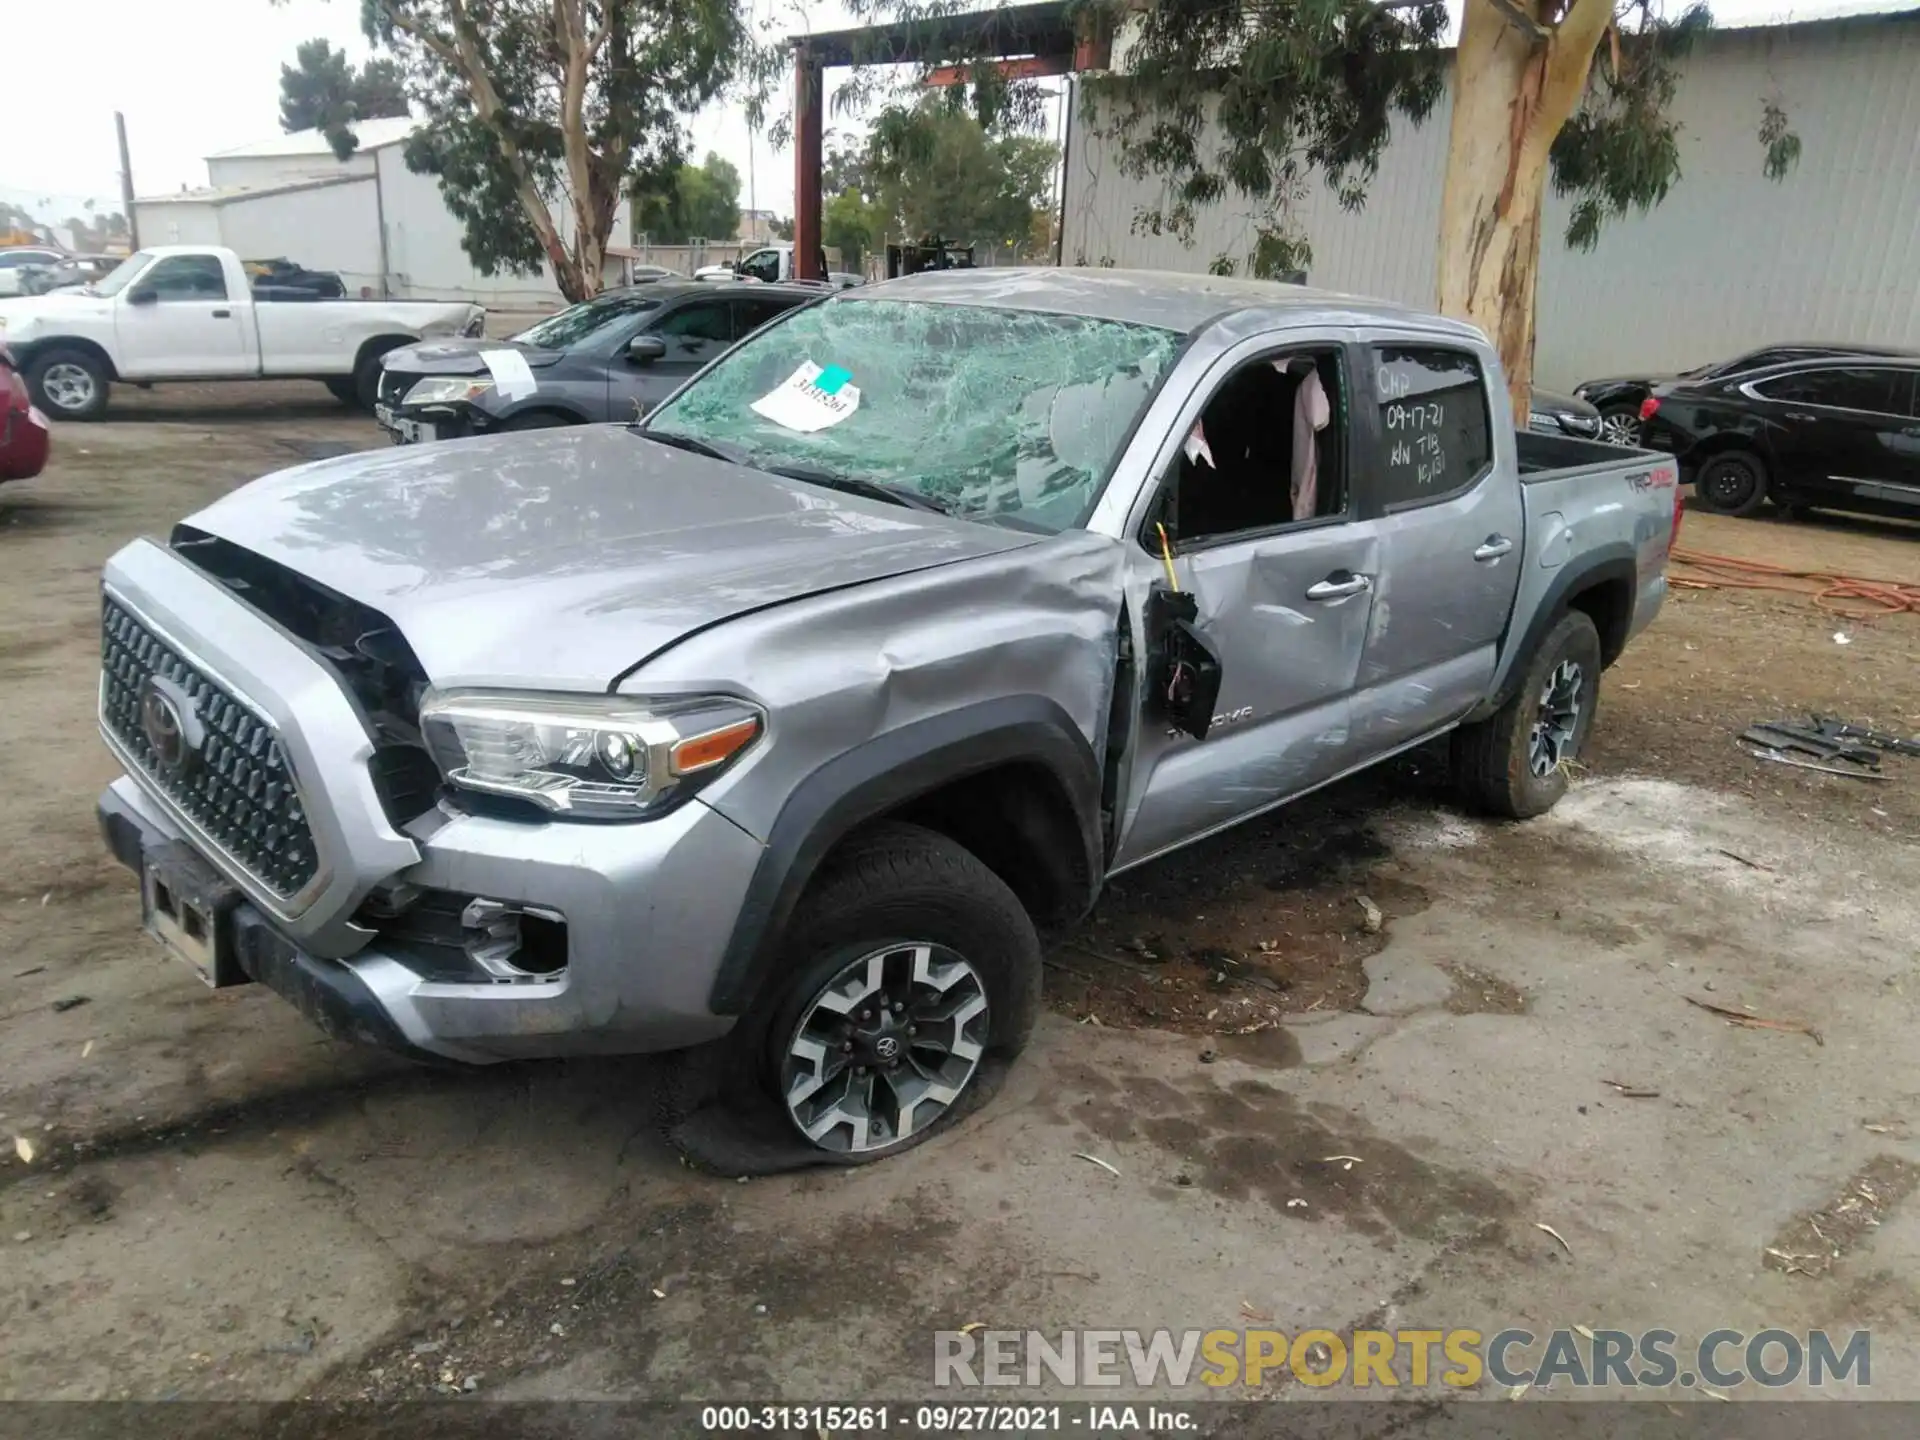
top-left (1371, 347), bottom-right (1492, 507)
top-left (733, 297), bottom-right (799, 336)
top-left (1752, 367), bottom-right (1900, 414)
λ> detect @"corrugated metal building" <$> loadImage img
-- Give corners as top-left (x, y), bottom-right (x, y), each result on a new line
top-left (135, 118), bottom-right (629, 306)
top-left (1060, 6), bottom-right (1920, 389)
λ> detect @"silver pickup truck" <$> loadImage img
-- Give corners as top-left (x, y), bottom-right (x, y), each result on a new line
top-left (94, 270), bottom-right (1679, 1161)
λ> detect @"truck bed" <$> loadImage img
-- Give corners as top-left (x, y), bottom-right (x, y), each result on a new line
top-left (1514, 428), bottom-right (1657, 478)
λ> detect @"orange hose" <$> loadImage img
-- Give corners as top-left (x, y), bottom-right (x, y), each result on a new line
top-left (1669, 546), bottom-right (1920, 620)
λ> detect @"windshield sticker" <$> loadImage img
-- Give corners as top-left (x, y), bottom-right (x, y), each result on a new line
top-left (480, 348), bottom-right (538, 401)
top-left (751, 361), bottom-right (861, 433)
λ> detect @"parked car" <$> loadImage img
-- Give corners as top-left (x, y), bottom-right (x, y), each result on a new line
top-left (374, 280), bottom-right (821, 441)
top-left (1638, 354), bottom-right (1920, 521)
top-left (0, 247), bottom-right (67, 298)
top-left (1527, 387), bottom-right (1603, 440)
top-left (0, 345), bottom-right (50, 482)
top-left (93, 269), bottom-right (1675, 1159)
top-left (1576, 343), bottom-right (1917, 448)
top-left (0, 246), bottom-right (484, 420)
top-left (32, 253), bottom-right (123, 295)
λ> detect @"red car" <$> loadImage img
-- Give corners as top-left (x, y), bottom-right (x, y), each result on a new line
top-left (1, 344), bottom-right (50, 481)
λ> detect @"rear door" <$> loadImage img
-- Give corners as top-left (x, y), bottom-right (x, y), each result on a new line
top-left (1347, 336), bottom-right (1525, 754)
top-left (114, 254), bottom-right (251, 377)
top-left (732, 294), bottom-right (804, 343)
top-left (1744, 365), bottom-right (1914, 503)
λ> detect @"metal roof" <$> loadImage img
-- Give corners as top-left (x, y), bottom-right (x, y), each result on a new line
top-left (135, 175), bottom-right (368, 207)
top-left (852, 266), bottom-right (1471, 335)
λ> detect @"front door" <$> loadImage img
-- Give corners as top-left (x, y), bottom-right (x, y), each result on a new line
top-left (114, 253), bottom-right (250, 378)
top-left (1347, 338), bottom-right (1525, 752)
top-left (611, 295), bottom-right (736, 417)
top-left (1113, 341), bottom-right (1381, 870)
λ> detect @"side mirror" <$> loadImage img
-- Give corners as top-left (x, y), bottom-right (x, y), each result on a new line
top-left (126, 284), bottom-right (158, 306)
top-left (626, 334), bottom-right (668, 365)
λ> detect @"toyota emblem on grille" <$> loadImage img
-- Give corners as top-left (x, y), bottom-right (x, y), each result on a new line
top-left (139, 676), bottom-right (204, 776)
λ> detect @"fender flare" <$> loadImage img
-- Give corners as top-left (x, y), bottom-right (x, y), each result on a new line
top-left (1468, 546), bottom-right (1638, 723)
top-left (706, 695), bottom-right (1103, 1016)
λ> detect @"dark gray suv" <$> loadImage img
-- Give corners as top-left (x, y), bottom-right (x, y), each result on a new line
top-left (375, 280), bottom-right (821, 442)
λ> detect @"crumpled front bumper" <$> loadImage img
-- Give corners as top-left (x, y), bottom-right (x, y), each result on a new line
top-left (100, 772), bottom-right (761, 1064)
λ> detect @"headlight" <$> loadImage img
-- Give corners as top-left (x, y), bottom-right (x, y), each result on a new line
top-left (404, 375), bottom-right (493, 406)
top-left (419, 690), bottom-right (763, 820)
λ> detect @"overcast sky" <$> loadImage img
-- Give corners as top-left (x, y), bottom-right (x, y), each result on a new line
top-left (3, 0), bottom-right (1876, 228)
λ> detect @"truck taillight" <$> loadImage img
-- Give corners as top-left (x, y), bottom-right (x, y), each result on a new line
top-left (1669, 472), bottom-right (1684, 548)
top-left (1639, 395), bottom-right (1662, 422)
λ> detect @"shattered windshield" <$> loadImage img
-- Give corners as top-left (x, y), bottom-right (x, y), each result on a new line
top-left (642, 297), bottom-right (1182, 531)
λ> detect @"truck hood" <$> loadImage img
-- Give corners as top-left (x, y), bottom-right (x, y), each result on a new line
top-left (0, 290), bottom-right (112, 340)
top-left (379, 337), bottom-right (565, 378)
top-left (181, 425), bottom-right (1037, 690)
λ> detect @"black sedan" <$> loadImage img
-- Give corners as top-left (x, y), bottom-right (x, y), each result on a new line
top-left (1527, 387), bottom-right (1603, 440)
top-left (1576, 342), bottom-right (1917, 448)
top-left (1638, 355), bottom-right (1920, 521)
top-left (375, 280), bottom-right (820, 443)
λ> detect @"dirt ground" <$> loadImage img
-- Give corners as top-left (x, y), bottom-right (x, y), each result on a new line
top-left (4, 383), bottom-right (1920, 1419)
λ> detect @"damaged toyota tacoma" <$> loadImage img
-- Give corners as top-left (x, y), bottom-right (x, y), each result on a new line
top-left (96, 270), bottom-right (1679, 1159)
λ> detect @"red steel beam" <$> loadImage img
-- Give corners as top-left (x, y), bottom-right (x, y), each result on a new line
top-left (923, 55), bottom-right (1073, 86)
top-left (792, 43), bottom-right (825, 282)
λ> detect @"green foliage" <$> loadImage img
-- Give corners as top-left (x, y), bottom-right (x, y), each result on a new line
top-left (865, 99), bottom-right (1059, 251)
top-left (279, 37), bottom-right (410, 159)
top-left (364, 0), bottom-right (743, 290)
top-left (635, 152), bottom-right (744, 243)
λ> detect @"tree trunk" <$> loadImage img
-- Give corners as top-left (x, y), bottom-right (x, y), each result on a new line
top-left (1434, 0), bottom-right (1612, 410)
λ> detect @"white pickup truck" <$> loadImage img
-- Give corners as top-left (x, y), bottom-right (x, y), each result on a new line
top-left (0, 246), bottom-right (485, 421)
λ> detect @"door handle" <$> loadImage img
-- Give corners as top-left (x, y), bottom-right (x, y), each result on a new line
top-left (1306, 572), bottom-right (1372, 601)
top-left (1784, 411), bottom-right (1817, 423)
top-left (1473, 535), bottom-right (1514, 561)
top-left (211, 309), bottom-right (231, 318)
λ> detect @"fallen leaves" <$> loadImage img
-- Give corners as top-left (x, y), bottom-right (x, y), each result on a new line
top-left (1534, 1222), bottom-right (1573, 1257)
top-left (1073, 1152), bottom-right (1120, 1178)
top-left (1683, 994), bottom-right (1823, 1046)
top-left (12, 1135), bottom-right (34, 1165)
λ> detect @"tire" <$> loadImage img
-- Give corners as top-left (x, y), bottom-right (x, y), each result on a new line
top-left (1452, 610), bottom-right (1604, 820)
top-left (26, 348), bottom-right (110, 421)
top-left (1598, 406), bottom-right (1641, 448)
top-left (352, 341), bottom-right (409, 411)
top-left (324, 377), bottom-right (358, 406)
top-left (1693, 451), bottom-right (1768, 517)
top-left (757, 822), bottom-right (1041, 1162)
top-left (499, 412), bottom-right (573, 432)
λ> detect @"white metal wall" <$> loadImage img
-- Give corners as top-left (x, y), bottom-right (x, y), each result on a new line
top-left (376, 149), bottom-right (631, 305)
top-left (1063, 13), bottom-right (1920, 390)
top-left (132, 201), bottom-right (224, 247)
top-left (206, 150), bottom-right (381, 190)
top-left (214, 180), bottom-right (385, 295)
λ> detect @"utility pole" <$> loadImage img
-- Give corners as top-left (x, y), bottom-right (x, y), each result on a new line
top-left (115, 111), bottom-right (140, 250)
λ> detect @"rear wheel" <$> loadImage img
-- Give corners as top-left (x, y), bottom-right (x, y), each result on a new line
top-left (351, 341), bottom-right (410, 411)
top-left (26, 348), bottom-right (110, 421)
top-left (1598, 406), bottom-right (1641, 447)
top-left (324, 377), bottom-right (358, 406)
top-left (1453, 610), bottom-right (1604, 819)
top-left (760, 823), bottom-right (1040, 1161)
top-left (1694, 451), bottom-right (1768, 517)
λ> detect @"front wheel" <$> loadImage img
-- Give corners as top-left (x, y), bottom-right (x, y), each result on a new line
top-left (1453, 610), bottom-right (1604, 819)
top-left (762, 823), bottom-right (1040, 1161)
top-left (1598, 406), bottom-right (1641, 448)
top-left (1694, 451), bottom-right (1768, 517)
top-left (27, 348), bottom-right (110, 421)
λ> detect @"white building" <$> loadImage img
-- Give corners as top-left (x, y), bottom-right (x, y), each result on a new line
top-left (133, 116), bottom-right (628, 306)
top-left (1061, 6), bottom-right (1920, 389)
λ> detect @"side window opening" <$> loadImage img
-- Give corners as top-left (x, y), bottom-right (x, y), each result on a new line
top-left (1155, 348), bottom-right (1347, 547)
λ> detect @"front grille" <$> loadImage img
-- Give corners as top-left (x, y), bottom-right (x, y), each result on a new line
top-left (101, 599), bottom-right (320, 900)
